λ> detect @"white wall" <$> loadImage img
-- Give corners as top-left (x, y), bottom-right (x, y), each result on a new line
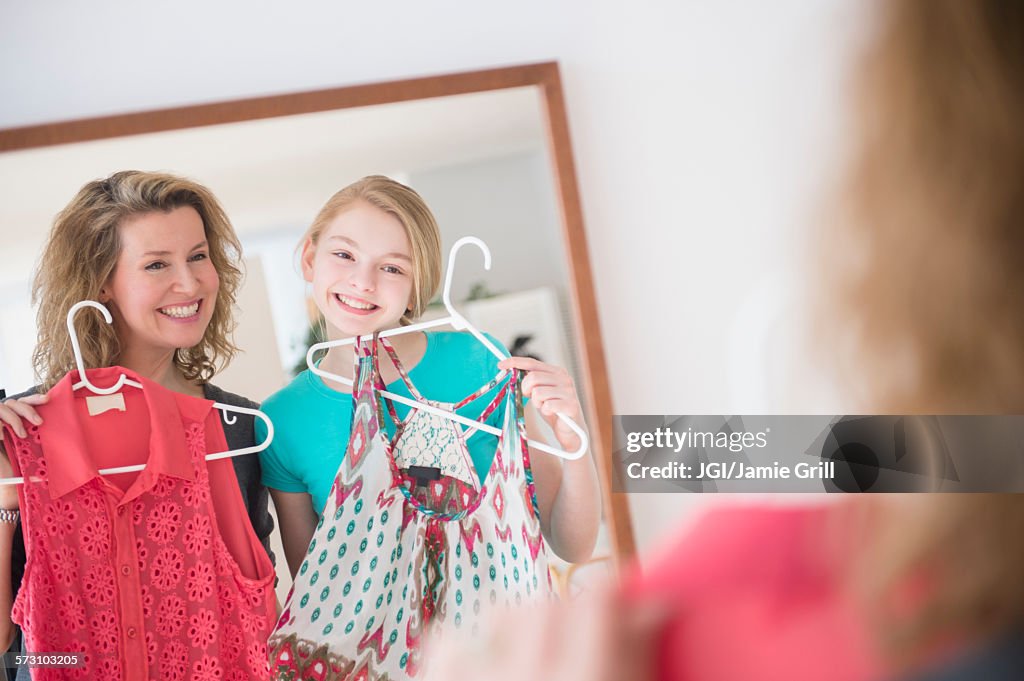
top-left (1, 0), bottom-right (866, 555)
top-left (410, 150), bottom-right (564, 302)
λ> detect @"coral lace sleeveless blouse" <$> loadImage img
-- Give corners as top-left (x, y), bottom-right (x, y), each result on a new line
top-left (1, 367), bottom-right (277, 681)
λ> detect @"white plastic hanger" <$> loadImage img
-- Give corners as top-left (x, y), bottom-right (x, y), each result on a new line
top-left (69, 300), bottom-right (144, 395)
top-left (0, 301), bottom-right (275, 486)
top-left (306, 236), bottom-right (588, 460)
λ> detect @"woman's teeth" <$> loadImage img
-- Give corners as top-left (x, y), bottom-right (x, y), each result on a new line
top-left (159, 302), bottom-right (200, 318)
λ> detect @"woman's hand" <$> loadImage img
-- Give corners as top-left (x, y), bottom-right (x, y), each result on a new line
top-left (0, 393), bottom-right (48, 509)
top-left (0, 394), bottom-right (48, 440)
top-left (497, 357), bottom-right (586, 453)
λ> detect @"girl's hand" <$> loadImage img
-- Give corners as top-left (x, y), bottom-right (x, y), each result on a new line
top-left (497, 357), bottom-right (586, 453)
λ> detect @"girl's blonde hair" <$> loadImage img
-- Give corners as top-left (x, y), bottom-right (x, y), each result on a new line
top-left (32, 170), bottom-right (243, 390)
top-left (301, 175), bottom-right (442, 326)
top-left (818, 0), bottom-right (1024, 660)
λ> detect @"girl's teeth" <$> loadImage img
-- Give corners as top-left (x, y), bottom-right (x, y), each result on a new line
top-left (160, 303), bottom-right (199, 318)
top-left (338, 295), bottom-right (375, 310)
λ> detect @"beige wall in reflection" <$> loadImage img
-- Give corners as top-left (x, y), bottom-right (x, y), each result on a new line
top-left (214, 257), bottom-right (289, 403)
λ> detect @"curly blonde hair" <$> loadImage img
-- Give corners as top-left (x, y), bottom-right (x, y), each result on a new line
top-left (300, 175), bottom-right (442, 328)
top-left (32, 170), bottom-right (243, 389)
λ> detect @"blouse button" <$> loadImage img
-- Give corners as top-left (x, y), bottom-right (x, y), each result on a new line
top-left (126, 627), bottom-right (137, 639)
top-left (120, 564), bottom-right (132, 576)
top-left (117, 506), bottom-right (126, 516)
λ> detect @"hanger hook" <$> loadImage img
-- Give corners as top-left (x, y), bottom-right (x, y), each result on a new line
top-left (442, 237), bottom-right (491, 313)
top-left (66, 300), bottom-right (128, 395)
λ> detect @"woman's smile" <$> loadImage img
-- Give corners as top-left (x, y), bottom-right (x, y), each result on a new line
top-left (157, 298), bottom-right (203, 321)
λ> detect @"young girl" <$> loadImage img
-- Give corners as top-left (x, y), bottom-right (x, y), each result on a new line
top-left (259, 175), bottom-right (601, 679)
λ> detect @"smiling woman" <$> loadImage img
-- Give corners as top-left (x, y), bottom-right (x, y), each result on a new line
top-left (0, 170), bottom-right (276, 671)
top-left (100, 207), bottom-right (220, 383)
top-left (30, 171), bottom-right (242, 395)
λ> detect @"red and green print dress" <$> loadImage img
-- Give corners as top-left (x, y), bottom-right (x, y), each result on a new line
top-left (269, 336), bottom-right (553, 680)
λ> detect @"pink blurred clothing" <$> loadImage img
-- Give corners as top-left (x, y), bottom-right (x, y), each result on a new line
top-left (624, 504), bottom-right (888, 681)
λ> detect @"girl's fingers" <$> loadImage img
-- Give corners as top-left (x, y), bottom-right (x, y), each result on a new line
top-left (498, 356), bottom-right (553, 373)
top-left (530, 388), bottom-right (575, 415)
top-left (501, 358), bottom-right (575, 403)
top-left (20, 393), bottom-right (49, 406)
top-left (520, 370), bottom-right (573, 398)
top-left (501, 357), bottom-right (571, 381)
top-left (541, 400), bottom-right (575, 419)
top-left (532, 399), bottom-right (585, 451)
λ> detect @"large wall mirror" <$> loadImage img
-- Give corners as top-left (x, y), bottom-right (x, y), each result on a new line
top-left (0, 63), bottom-right (634, 590)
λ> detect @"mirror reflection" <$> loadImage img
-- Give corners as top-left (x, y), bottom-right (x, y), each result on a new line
top-left (0, 84), bottom-right (616, 604)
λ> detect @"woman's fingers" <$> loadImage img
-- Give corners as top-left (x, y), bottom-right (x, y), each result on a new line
top-left (0, 396), bottom-right (47, 439)
top-left (0, 404), bottom-right (27, 439)
top-left (5, 399), bottom-right (43, 426)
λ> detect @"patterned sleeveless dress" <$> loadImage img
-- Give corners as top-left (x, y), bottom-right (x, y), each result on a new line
top-left (269, 335), bottom-right (553, 680)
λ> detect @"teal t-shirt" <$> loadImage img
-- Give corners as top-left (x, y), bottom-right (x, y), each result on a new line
top-left (257, 330), bottom-right (519, 516)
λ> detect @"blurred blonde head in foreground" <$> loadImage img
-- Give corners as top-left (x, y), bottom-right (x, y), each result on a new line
top-left (817, 0), bottom-right (1024, 662)
top-left (425, 1), bottom-right (1024, 680)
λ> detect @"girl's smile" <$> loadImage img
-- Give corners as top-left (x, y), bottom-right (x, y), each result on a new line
top-left (302, 200), bottom-right (414, 337)
top-left (332, 293), bottom-right (378, 315)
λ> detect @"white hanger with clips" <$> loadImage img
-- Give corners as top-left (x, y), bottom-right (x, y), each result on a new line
top-left (306, 236), bottom-right (588, 460)
top-left (0, 301), bottom-right (275, 486)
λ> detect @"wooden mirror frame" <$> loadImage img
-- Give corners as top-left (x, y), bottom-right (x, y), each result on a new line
top-left (0, 61), bottom-right (636, 562)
